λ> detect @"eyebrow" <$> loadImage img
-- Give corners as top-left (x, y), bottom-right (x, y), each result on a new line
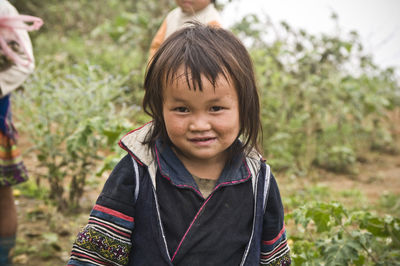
top-left (169, 97), bottom-right (186, 103)
top-left (169, 95), bottom-right (225, 104)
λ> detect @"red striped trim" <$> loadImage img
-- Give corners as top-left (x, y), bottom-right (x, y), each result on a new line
top-left (89, 219), bottom-right (131, 237)
top-left (70, 251), bottom-right (106, 265)
top-left (93, 205), bottom-right (134, 222)
top-left (261, 240), bottom-right (287, 259)
top-left (262, 224), bottom-right (286, 245)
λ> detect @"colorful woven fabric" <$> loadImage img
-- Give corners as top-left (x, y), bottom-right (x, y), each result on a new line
top-left (260, 226), bottom-right (291, 265)
top-left (0, 130), bottom-right (27, 186)
top-left (261, 251), bottom-right (291, 266)
top-left (69, 204), bottom-right (134, 266)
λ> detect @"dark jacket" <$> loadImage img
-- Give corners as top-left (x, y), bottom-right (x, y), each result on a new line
top-left (68, 123), bottom-right (291, 266)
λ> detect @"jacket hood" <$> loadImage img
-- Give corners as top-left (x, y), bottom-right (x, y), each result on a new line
top-left (118, 122), bottom-right (154, 167)
top-left (119, 121), bottom-right (263, 174)
top-left (119, 122), bottom-right (266, 194)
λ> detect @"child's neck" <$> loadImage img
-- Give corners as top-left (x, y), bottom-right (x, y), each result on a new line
top-left (175, 152), bottom-right (226, 181)
top-left (185, 160), bottom-right (224, 180)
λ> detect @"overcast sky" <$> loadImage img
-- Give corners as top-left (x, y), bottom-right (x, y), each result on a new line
top-left (221, 0), bottom-right (400, 73)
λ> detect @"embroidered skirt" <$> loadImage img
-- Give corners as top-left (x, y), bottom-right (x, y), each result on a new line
top-left (0, 95), bottom-right (28, 186)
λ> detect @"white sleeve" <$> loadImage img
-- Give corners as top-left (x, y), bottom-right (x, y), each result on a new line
top-left (0, 0), bottom-right (35, 96)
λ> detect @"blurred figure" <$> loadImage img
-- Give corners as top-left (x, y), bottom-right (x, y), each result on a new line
top-left (0, 0), bottom-right (42, 264)
top-left (149, 0), bottom-right (222, 60)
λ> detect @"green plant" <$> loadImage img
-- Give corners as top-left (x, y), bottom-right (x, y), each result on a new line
top-left (232, 13), bottom-right (400, 173)
top-left (315, 145), bottom-right (356, 173)
top-left (13, 62), bottom-right (137, 212)
top-left (288, 201), bottom-right (400, 265)
top-left (378, 192), bottom-right (400, 217)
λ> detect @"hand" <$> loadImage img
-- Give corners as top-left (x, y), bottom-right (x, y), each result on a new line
top-left (0, 40), bottom-right (20, 71)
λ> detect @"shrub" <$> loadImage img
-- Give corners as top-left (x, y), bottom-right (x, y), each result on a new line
top-left (232, 14), bottom-right (400, 173)
top-left (288, 201), bottom-right (400, 265)
top-left (13, 62), bottom-right (137, 212)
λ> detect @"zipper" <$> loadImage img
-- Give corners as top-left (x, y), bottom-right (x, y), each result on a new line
top-left (240, 168), bottom-right (260, 266)
top-left (152, 185), bottom-right (172, 263)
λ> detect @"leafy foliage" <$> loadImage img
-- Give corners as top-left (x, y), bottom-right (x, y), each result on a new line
top-left (288, 201), bottom-right (400, 265)
top-left (8, 1), bottom-right (400, 264)
top-left (232, 14), bottom-right (400, 173)
top-left (13, 62), bottom-right (137, 212)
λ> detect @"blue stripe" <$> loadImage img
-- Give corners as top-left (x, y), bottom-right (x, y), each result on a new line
top-left (67, 258), bottom-right (98, 266)
top-left (261, 232), bottom-right (287, 253)
top-left (90, 209), bottom-right (134, 231)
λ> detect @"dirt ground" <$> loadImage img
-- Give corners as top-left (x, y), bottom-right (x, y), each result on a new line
top-left (9, 119), bottom-right (400, 265)
top-left (319, 151), bottom-right (400, 201)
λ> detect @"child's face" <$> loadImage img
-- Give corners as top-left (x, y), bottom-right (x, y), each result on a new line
top-left (175, 0), bottom-right (211, 13)
top-left (163, 69), bottom-right (240, 166)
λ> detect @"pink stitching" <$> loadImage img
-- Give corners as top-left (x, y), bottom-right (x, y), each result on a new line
top-left (171, 194), bottom-right (212, 261)
top-left (155, 144), bottom-right (204, 198)
top-left (171, 159), bottom-right (252, 261)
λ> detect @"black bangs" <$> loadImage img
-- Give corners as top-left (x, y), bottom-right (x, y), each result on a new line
top-left (161, 23), bottom-right (228, 92)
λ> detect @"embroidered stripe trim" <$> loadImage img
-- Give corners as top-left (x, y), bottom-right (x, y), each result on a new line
top-left (260, 244), bottom-right (290, 264)
top-left (70, 225), bottom-right (131, 265)
top-left (89, 216), bottom-right (132, 233)
top-left (71, 248), bottom-right (117, 266)
top-left (262, 225), bottom-right (286, 245)
top-left (261, 239), bottom-right (288, 258)
top-left (89, 218), bottom-right (132, 237)
top-left (90, 210), bottom-right (134, 230)
top-left (93, 204), bottom-right (134, 222)
top-left (69, 257), bottom-right (104, 266)
top-left (260, 249), bottom-right (291, 266)
top-left (88, 224), bottom-right (132, 243)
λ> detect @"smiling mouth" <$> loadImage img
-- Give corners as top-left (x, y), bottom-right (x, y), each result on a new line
top-left (190, 137), bottom-right (216, 142)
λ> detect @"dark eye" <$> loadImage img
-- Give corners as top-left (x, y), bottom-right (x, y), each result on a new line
top-left (174, 107), bottom-right (189, 112)
top-left (210, 106), bottom-right (223, 112)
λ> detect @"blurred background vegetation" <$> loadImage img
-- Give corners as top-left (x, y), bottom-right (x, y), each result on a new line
top-left (7, 0), bottom-right (400, 265)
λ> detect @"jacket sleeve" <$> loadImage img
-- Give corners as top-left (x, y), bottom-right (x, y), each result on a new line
top-left (260, 174), bottom-right (291, 265)
top-left (68, 154), bottom-right (139, 266)
top-left (0, 1), bottom-right (35, 96)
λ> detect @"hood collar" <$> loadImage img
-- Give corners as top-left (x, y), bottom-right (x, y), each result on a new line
top-left (119, 122), bottom-right (263, 191)
top-left (118, 122), bottom-right (154, 167)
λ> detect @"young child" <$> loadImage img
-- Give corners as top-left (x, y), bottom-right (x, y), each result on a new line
top-left (68, 23), bottom-right (291, 266)
top-left (149, 0), bottom-right (221, 59)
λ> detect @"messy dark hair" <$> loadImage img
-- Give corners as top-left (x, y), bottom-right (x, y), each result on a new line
top-left (143, 22), bottom-right (262, 158)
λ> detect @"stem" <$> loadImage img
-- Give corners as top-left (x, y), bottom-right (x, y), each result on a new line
top-left (339, 219), bottom-right (379, 264)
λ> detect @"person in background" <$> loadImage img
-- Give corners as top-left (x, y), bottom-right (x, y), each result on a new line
top-left (0, 1), bottom-right (42, 264)
top-left (149, 0), bottom-right (221, 60)
top-left (68, 23), bottom-right (291, 265)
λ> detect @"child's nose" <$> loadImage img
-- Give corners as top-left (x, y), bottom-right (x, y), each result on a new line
top-left (189, 114), bottom-right (211, 131)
